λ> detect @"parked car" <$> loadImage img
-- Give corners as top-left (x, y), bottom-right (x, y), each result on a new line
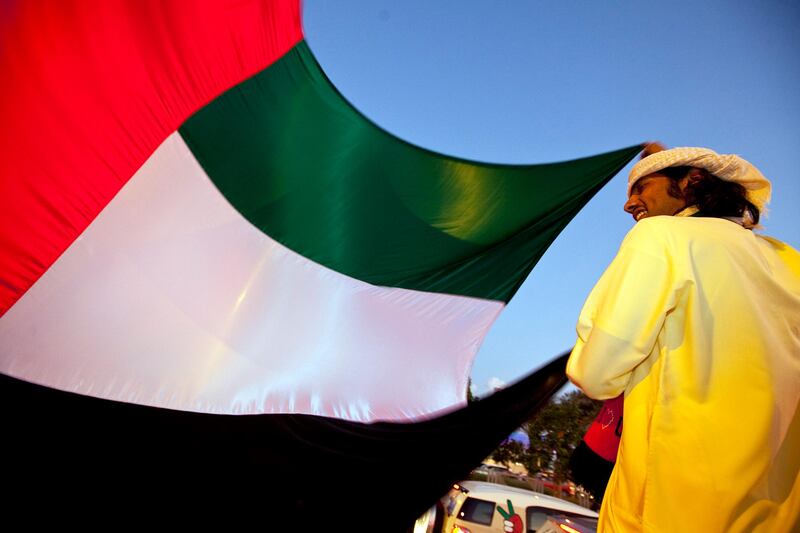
top-left (439, 480), bottom-right (598, 533)
top-left (531, 472), bottom-right (578, 498)
top-left (473, 464), bottom-right (491, 476)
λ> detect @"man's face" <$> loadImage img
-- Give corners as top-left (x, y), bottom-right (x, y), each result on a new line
top-left (624, 173), bottom-right (688, 223)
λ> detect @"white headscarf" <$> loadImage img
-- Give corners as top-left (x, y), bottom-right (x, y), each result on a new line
top-left (628, 147), bottom-right (772, 217)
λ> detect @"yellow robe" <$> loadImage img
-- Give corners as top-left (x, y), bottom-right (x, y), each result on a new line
top-left (567, 216), bottom-right (800, 532)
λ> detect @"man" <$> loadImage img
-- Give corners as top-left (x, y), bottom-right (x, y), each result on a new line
top-left (566, 145), bottom-right (800, 532)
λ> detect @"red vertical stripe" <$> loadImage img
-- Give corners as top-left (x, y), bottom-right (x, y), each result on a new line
top-left (0, 0), bottom-right (303, 315)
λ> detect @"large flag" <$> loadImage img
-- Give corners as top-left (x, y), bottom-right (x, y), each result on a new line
top-left (0, 0), bottom-right (640, 525)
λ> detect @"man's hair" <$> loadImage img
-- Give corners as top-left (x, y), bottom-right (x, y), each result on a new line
top-left (659, 166), bottom-right (760, 225)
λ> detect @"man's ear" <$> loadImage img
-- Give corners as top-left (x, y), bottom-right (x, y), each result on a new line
top-left (686, 168), bottom-right (707, 185)
top-left (680, 168), bottom-right (706, 204)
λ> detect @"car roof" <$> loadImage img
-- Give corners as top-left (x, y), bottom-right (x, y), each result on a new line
top-left (456, 481), bottom-right (598, 518)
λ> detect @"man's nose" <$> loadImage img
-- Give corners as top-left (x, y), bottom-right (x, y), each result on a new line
top-left (624, 196), bottom-right (640, 214)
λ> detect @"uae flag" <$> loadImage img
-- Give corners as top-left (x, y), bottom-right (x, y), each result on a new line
top-left (0, 0), bottom-right (640, 524)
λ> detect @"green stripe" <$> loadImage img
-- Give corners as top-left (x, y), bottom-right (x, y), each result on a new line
top-left (179, 40), bottom-right (641, 302)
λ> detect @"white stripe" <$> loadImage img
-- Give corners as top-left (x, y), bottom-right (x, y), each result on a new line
top-left (0, 133), bottom-right (504, 421)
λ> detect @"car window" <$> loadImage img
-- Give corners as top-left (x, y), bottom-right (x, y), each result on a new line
top-left (458, 497), bottom-right (495, 525)
top-left (526, 507), bottom-right (597, 532)
top-left (526, 509), bottom-right (548, 532)
top-left (565, 515), bottom-right (598, 530)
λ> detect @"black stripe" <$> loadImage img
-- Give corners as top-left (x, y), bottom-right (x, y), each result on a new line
top-left (1, 354), bottom-right (567, 530)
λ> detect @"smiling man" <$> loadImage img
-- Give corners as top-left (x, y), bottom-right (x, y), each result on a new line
top-left (566, 145), bottom-right (800, 532)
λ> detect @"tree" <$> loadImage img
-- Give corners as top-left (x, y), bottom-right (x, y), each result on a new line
top-left (524, 391), bottom-right (602, 484)
top-left (492, 439), bottom-right (525, 467)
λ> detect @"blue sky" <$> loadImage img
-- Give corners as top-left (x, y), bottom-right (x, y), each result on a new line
top-left (303, 1), bottom-right (800, 396)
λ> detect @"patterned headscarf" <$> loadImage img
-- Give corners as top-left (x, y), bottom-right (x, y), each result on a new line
top-left (628, 147), bottom-right (771, 214)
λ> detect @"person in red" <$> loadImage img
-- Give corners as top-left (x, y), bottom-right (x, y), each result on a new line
top-left (569, 395), bottom-right (623, 502)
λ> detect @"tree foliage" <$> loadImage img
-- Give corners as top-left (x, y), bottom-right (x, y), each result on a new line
top-left (491, 439), bottom-right (525, 466)
top-left (523, 390), bottom-right (602, 483)
top-left (489, 390), bottom-right (602, 483)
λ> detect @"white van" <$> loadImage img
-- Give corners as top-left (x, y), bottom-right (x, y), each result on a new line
top-left (439, 481), bottom-right (598, 533)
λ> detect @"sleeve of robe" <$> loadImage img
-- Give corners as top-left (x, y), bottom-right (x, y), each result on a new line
top-left (566, 220), bottom-right (681, 400)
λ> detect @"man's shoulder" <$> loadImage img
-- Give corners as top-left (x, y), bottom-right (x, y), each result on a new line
top-left (624, 216), bottom-right (744, 243)
top-left (619, 216), bottom-right (690, 247)
top-left (619, 216), bottom-right (752, 259)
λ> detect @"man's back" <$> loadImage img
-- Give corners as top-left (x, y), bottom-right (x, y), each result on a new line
top-left (568, 216), bottom-right (800, 532)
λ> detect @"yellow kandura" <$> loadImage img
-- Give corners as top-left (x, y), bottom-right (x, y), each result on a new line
top-left (568, 215), bottom-right (800, 532)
